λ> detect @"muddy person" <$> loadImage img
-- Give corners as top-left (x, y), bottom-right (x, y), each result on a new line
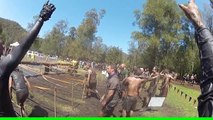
top-left (9, 68), bottom-right (31, 117)
top-left (99, 64), bottom-right (120, 117)
top-left (118, 64), bottom-right (129, 81)
top-left (121, 68), bottom-right (146, 117)
top-left (159, 69), bottom-right (176, 97)
top-left (140, 67), bottom-right (150, 90)
top-left (118, 64), bottom-right (129, 99)
top-left (179, 0), bottom-right (213, 117)
top-left (144, 66), bottom-right (160, 108)
top-left (84, 63), bottom-right (100, 99)
top-left (0, 1), bottom-right (55, 116)
top-left (140, 67), bottom-right (147, 89)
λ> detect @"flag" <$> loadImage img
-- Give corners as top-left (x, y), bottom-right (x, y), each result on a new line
top-left (185, 94), bottom-right (187, 99)
top-left (177, 89), bottom-right (180, 93)
top-left (189, 97), bottom-right (192, 102)
top-left (194, 99), bottom-right (197, 105)
top-left (181, 91), bottom-right (183, 96)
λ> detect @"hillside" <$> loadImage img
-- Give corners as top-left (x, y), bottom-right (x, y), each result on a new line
top-left (0, 17), bottom-right (27, 46)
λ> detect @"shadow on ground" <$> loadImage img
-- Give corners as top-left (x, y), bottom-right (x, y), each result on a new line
top-left (28, 105), bottom-right (48, 117)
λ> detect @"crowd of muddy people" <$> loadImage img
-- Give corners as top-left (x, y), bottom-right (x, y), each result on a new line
top-left (1, 0), bottom-right (213, 117)
top-left (81, 61), bottom-right (179, 117)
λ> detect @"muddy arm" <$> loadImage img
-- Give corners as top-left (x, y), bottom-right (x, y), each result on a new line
top-left (0, 1), bottom-right (56, 76)
top-left (179, 0), bottom-right (213, 117)
top-left (0, 1), bottom-right (55, 116)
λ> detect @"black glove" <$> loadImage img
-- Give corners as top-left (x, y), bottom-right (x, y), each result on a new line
top-left (39, 0), bottom-right (56, 21)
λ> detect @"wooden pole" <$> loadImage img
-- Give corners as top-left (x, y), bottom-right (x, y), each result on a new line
top-left (54, 87), bottom-right (57, 117)
top-left (97, 73), bottom-right (99, 87)
top-left (71, 83), bottom-right (74, 107)
top-left (82, 79), bottom-right (86, 100)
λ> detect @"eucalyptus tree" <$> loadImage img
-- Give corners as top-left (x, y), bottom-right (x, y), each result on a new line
top-left (105, 46), bottom-right (122, 64)
top-left (66, 9), bottom-right (105, 60)
top-left (40, 20), bottom-right (68, 56)
top-left (131, 0), bottom-right (183, 69)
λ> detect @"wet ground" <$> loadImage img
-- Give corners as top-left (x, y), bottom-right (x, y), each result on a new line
top-left (11, 64), bottom-right (200, 117)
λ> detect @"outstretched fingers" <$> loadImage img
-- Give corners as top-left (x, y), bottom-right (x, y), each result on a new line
top-left (178, 4), bottom-right (191, 18)
top-left (178, 4), bottom-right (188, 11)
top-left (39, 0), bottom-right (56, 21)
top-left (43, 0), bottom-right (49, 8)
top-left (49, 3), bottom-right (56, 11)
top-left (45, 0), bottom-right (49, 5)
top-left (189, 0), bottom-right (195, 3)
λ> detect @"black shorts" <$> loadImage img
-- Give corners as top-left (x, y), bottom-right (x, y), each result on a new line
top-left (122, 96), bottom-right (137, 112)
top-left (16, 89), bottom-right (29, 106)
top-left (102, 101), bottom-right (118, 116)
top-left (88, 82), bottom-right (97, 90)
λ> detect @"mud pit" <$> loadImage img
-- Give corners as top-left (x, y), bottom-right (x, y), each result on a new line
top-left (12, 65), bottom-right (105, 117)
top-left (11, 64), bottom-right (199, 117)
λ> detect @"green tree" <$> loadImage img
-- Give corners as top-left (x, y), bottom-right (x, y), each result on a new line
top-left (0, 18), bottom-right (26, 46)
top-left (40, 20), bottom-right (68, 57)
top-left (105, 46), bottom-right (122, 64)
top-left (66, 9), bottom-right (105, 60)
top-left (92, 37), bottom-right (107, 62)
top-left (131, 0), bottom-right (183, 69)
top-left (175, 17), bottom-right (199, 76)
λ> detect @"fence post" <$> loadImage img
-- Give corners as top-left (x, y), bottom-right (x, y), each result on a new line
top-left (71, 83), bottom-right (74, 107)
top-left (54, 87), bottom-right (57, 117)
top-left (82, 79), bottom-right (86, 100)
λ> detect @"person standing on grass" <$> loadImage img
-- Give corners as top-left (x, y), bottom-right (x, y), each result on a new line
top-left (159, 69), bottom-right (176, 97)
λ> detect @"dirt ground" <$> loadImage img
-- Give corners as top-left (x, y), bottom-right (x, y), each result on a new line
top-left (11, 65), bottom-right (201, 117)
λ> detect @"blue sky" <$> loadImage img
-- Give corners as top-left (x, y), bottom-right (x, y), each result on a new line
top-left (0, 0), bottom-right (209, 53)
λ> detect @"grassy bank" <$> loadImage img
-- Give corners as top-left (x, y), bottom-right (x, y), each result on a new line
top-left (142, 84), bottom-right (200, 117)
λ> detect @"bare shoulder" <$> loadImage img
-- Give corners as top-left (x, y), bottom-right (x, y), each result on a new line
top-left (129, 76), bottom-right (144, 81)
top-left (129, 76), bottom-right (137, 79)
top-left (125, 76), bottom-right (135, 81)
top-left (167, 74), bottom-right (173, 77)
top-left (88, 69), bottom-right (92, 73)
